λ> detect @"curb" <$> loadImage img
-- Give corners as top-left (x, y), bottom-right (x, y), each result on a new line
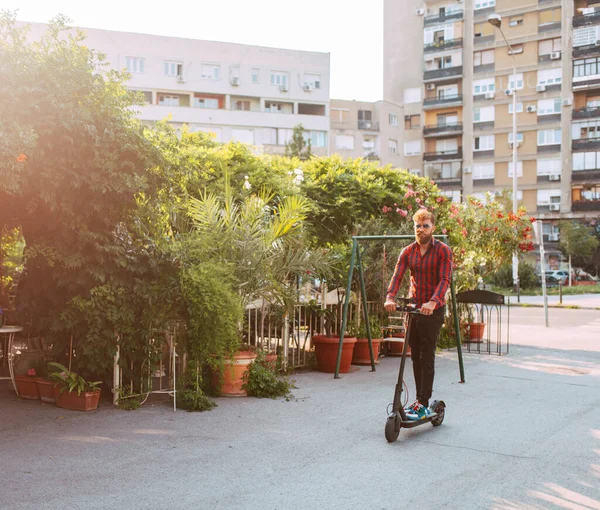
top-left (507, 303), bottom-right (600, 311)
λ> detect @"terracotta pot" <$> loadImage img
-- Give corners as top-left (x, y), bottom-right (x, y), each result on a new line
top-left (387, 333), bottom-right (411, 357)
top-left (35, 378), bottom-right (56, 403)
top-left (264, 353), bottom-right (278, 369)
top-left (352, 338), bottom-right (382, 365)
top-left (53, 387), bottom-right (101, 411)
top-left (468, 322), bottom-right (486, 343)
top-left (211, 350), bottom-right (257, 397)
top-left (15, 376), bottom-right (40, 400)
top-left (312, 335), bottom-right (357, 373)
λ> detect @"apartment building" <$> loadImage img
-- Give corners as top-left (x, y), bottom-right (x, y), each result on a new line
top-left (329, 99), bottom-right (406, 167)
top-left (25, 23), bottom-right (331, 155)
top-left (384, 0), bottom-right (600, 255)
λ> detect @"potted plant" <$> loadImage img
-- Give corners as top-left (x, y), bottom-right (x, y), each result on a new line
top-left (48, 362), bottom-right (102, 411)
top-left (15, 368), bottom-right (40, 400)
top-left (466, 304), bottom-right (485, 343)
top-left (312, 307), bottom-right (357, 373)
top-left (352, 315), bottom-right (383, 365)
top-left (34, 361), bottom-right (57, 403)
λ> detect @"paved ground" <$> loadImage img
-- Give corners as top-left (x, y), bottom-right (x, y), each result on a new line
top-left (1, 307), bottom-right (599, 510)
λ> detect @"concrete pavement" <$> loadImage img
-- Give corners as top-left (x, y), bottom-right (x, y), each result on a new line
top-left (0, 308), bottom-right (599, 510)
top-left (510, 292), bottom-right (600, 310)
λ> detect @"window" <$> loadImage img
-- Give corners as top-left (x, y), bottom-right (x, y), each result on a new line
top-left (278, 129), bottom-right (293, 145)
top-left (201, 63), bottom-right (220, 80)
top-left (537, 158), bottom-right (561, 176)
top-left (389, 113), bottom-right (398, 126)
top-left (164, 61), bottom-right (183, 77)
top-left (538, 38), bottom-right (562, 56)
top-left (473, 78), bottom-right (495, 95)
top-left (409, 169), bottom-right (421, 176)
top-left (508, 161), bottom-right (524, 177)
top-left (509, 102), bottom-right (524, 114)
top-left (404, 88), bottom-right (421, 104)
top-left (426, 161), bottom-right (460, 180)
top-left (474, 135), bottom-right (494, 151)
top-left (304, 131), bottom-right (327, 147)
top-left (265, 102), bottom-right (283, 113)
top-left (158, 94), bottom-right (179, 106)
top-left (473, 106), bottom-right (494, 122)
top-left (538, 129), bottom-right (561, 145)
top-left (358, 110), bottom-right (372, 121)
top-left (537, 98), bottom-right (561, 115)
top-left (474, 22), bottom-right (494, 39)
top-left (442, 190), bottom-right (461, 202)
top-left (335, 135), bottom-right (355, 150)
top-left (259, 128), bottom-right (277, 146)
top-left (537, 189), bottom-right (561, 205)
top-left (539, 8), bottom-right (561, 27)
top-left (508, 73), bottom-right (524, 90)
top-left (424, 23), bottom-right (454, 44)
top-left (126, 57), bottom-right (145, 74)
top-left (475, 0), bottom-right (495, 9)
top-left (573, 26), bottom-right (598, 48)
top-left (508, 44), bottom-right (524, 55)
top-left (573, 151), bottom-right (600, 170)
top-left (472, 163), bottom-right (495, 180)
top-left (509, 16), bottom-right (523, 27)
top-left (388, 139), bottom-right (398, 155)
top-left (194, 97), bottom-right (219, 109)
top-left (233, 100), bottom-right (251, 111)
top-left (537, 68), bottom-right (562, 86)
top-left (252, 68), bottom-right (260, 84)
top-left (303, 72), bottom-right (321, 89)
top-left (270, 71), bottom-right (288, 87)
top-left (508, 132), bottom-right (524, 144)
top-left (572, 119), bottom-right (600, 140)
top-left (331, 108), bottom-right (349, 123)
top-left (474, 49), bottom-right (495, 67)
top-left (231, 128), bottom-right (254, 145)
top-left (404, 140), bottom-right (421, 156)
top-left (404, 114), bottom-right (421, 129)
top-left (437, 113), bottom-right (458, 126)
top-left (573, 57), bottom-right (600, 80)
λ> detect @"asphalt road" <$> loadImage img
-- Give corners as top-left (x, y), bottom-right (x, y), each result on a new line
top-left (1, 306), bottom-right (599, 510)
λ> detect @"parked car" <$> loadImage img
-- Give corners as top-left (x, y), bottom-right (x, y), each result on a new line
top-left (545, 270), bottom-right (569, 284)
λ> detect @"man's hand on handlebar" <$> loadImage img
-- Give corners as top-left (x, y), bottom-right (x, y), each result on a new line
top-left (420, 300), bottom-right (436, 316)
top-left (384, 299), bottom-right (396, 313)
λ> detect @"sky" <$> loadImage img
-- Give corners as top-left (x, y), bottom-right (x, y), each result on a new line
top-left (4, 0), bottom-right (384, 102)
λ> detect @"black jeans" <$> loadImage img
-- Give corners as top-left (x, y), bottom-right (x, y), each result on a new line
top-left (408, 306), bottom-right (445, 406)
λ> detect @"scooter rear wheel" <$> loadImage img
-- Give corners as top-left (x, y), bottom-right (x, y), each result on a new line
top-left (431, 400), bottom-right (445, 427)
top-left (385, 413), bottom-right (401, 442)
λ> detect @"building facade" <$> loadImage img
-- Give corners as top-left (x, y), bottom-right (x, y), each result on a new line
top-left (384, 0), bottom-right (600, 257)
top-left (329, 99), bottom-right (406, 167)
top-left (25, 23), bottom-right (331, 156)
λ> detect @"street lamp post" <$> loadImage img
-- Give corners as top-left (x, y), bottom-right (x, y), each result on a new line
top-left (489, 14), bottom-right (520, 297)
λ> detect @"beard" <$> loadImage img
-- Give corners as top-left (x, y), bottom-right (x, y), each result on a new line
top-left (416, 232), bottom-right (434, 245)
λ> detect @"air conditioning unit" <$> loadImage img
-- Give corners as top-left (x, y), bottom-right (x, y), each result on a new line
top-left (549, 203), bottom-right (560, 211)
top-left (463, 166), bottom-right (472, 174)
top-left (426, 83), bottom-right (436, 90)
top-left (303, 83), bottom-right (312, 92)
top-left (549, 174), bottom-right (560, 181)
top-left (563, 98), bottom-right (572, 107)
top-left (279, 84), bottom-right (288, 92)
top-left (485, 92), bottom-right (495, 99)
top-left (550, 51), bottom-right (561, 60)
top-left (505, 89), bottom-right (513, 96)
top-left (526, 105), bottom-right (537, 113)
top-left (536, 85), bottom-right (547, 92)
top-left (231, 76), bottom-right (240, 86)
top-left (595, 39), bottom-right (600, 47)
top-left (548, 233), bottom-right (559, 241)
top-left (176, 75), bottom-right (185, 83)
top-left (416, 8), bottom-right (425, 15)
top-left (509, 141), bottom-right (522, 148)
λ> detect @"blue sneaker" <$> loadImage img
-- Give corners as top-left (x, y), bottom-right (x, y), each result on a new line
top-left (405, 400), bottom-right (431, 420)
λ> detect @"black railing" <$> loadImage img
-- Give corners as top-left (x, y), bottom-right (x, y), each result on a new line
top-left (423, 123), bottom-right (463, 136)
top-left (572, 169), bottom-right (600, 181)
top-left (357, 120), bottom-right (379, 131)
top-left (424, 66), bottom-right (463, 81)
top-left (424, 38), bottom-right (464, 53)
top-left (423, 94), bottom-right (463, 107)
top-left (431, 171), bottom-right (462, 182)
top-left (573, 106), bottom-right (600, 119)
top-left (423, 148), bottom-right (463, 161)
top-left (424, 10), bottom-right (463, 25)
top-left (572, 138), bottom-right (600, 151)
top-left (573, 11), bottom-right (600, 27)
top-left (573, 44), bottom-right (600, 58)
top-left (572, 199), bottom-right (600, 211)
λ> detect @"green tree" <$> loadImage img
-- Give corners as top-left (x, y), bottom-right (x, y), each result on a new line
top-left (559, 220), bottom-right (600, 277)
top-left (285, 124), bottom-right (312, 160)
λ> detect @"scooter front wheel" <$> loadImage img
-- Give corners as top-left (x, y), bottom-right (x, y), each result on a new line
top-left (431, 400), bottom-right (445, 427)
top-left (385, 413), bottom-right (401, 442)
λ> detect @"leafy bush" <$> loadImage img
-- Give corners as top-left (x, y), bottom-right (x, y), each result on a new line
top-left (243, 351), bottom-right (294, 399)
top-left (176, 362), bottom-right (217, 412)
top-left (489, 261), bottom-right (538, 290)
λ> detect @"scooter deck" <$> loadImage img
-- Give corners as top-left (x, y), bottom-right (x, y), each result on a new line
top-left (399, 412), bottom-right (439, 428)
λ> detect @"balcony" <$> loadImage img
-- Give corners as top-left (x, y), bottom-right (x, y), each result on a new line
top-left (423, 147), bottom-right (463, 162)
top-left (573, 44), bottom-right (600, 58)
top-left (573, 106), bottom-right (600, 119)
top-left (424, 66), bottom-right (463, 82)
top-left (572, 169), bottom-right (600, 181)
top-left (424, 10), bottom-right (463, 26)
top-left (539, 21), bottom-right (561, 33)
top-left (424, 38), bottom-right (463, 53)
top-left (430, 170), bottom-right (463, 185)
top-left (358, 120), bottom-right (379, 131)
top-left (423, 94), bottom-right (463, 108)
top-left (573, 11), bottom-right (600, 28)
top-left (572, 138), bottom-right (600, 151)
top-left (423, 123), bottom-right (463, 137)
top-left (572, 199), bottom-right (600, 211)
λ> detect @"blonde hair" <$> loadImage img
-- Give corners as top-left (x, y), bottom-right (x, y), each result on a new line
top-left (412, 209), bottom-right (435, 225)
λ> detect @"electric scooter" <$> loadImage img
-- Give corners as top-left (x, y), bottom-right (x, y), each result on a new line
top-left (384, 298), bottom-right (446, 443)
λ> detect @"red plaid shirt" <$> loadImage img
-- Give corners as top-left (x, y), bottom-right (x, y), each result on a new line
top-left (386, 238), bottom-right (452, 309)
